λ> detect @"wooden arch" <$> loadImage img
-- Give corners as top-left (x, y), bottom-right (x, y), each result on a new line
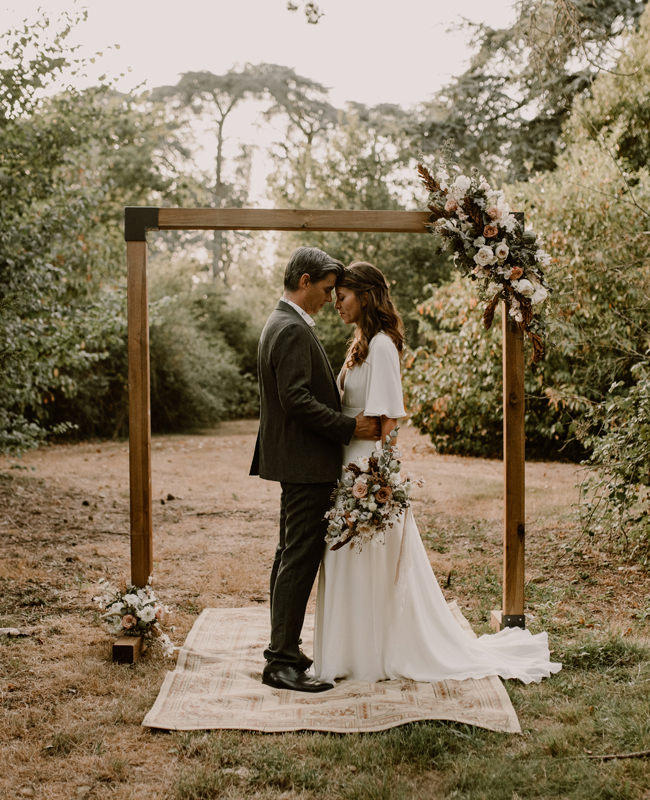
top-left (125, 207), bottom-right (526, 630)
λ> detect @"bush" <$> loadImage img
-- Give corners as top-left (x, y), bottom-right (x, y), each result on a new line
top-left (580, 363), bottom-right (650, 562)
top-left (402, 276), bottom-right (587, 460)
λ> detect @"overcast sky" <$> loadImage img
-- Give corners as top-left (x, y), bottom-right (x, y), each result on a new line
top-left (2, 1), bottom-right (519, 201)
top-left (2, 0), bottom-right (518, 106)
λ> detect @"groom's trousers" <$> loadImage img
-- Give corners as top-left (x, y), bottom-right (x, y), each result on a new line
top-left (263, 480), bottom-right (335, 674)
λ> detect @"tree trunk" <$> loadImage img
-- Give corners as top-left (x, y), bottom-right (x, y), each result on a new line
top-left (212, 118), bottom-right (226, 282)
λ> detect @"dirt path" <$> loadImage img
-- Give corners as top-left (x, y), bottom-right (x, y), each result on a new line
top-left (1, 421), bottom-right (649, 800)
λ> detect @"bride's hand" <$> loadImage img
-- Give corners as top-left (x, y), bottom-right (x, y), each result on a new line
top-left (380, 416), bottom-right (398, 447)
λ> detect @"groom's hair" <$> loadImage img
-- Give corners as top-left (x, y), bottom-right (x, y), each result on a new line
top-left (284, 247), bottom-right (344, 292)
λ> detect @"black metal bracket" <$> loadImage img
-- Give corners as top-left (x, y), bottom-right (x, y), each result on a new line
top-left (503, 614), bottom-right (526, 629)
top-left (124, 207), bottom-right (160, 242)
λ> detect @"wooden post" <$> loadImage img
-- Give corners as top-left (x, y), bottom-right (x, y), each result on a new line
top-left (127, 240), bottom-right (153, 588)
top-left (493, 306), bottom-right (526, 630)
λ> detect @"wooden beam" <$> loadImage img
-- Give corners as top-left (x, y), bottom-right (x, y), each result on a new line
top-left (502, 305), bottom-right (526, 627)
top-left (127, 241), bottom-right (153, 589)
top-left (157, 208), bottom-right (431, 233)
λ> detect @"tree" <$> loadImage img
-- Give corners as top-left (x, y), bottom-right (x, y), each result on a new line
top-left (411, 0), bottom-right (648, 181)
top-left (268, 106), bottom-right (453, 369)
top-left (286, 2), bottom-right (324, 24)
top-left (152, 67), bottom-right (270, 282)
top-left (403, 9), bottom-right (650, 517)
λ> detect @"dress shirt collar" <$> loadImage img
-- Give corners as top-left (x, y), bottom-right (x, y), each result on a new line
top-left (280, 296), bottom-right (315, 327)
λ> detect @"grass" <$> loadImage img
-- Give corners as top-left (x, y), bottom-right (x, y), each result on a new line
top-left (2, 424), bottom-right (650, 799)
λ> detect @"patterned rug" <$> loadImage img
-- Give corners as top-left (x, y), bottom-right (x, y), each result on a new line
top-left (142, 603), bottom-right (521, 734)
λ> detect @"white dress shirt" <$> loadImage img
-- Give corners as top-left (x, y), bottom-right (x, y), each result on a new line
top-left (280, 297), bottom-right (315, 328)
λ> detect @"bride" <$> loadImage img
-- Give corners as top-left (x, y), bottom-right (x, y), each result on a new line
top-left (313, 261), bottom-right (561, 685)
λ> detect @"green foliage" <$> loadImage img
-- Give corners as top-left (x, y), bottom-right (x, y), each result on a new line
top-left (406, 12), bottom-right (650, 482)
top-left (0, 16), bottom-right (135, 451)
top-left (580, 363), bottom-right (650, 562)
top-left (147, 262), bottom-right (259, 432)
top-left (412, 0), bottom-right (648, 181)
top-left (0, 13), bottom-right (261, 451)
top-left (402, 277), bottom-right (585, 460)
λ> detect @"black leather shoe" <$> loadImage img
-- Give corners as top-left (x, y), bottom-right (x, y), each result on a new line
top-left (262, 666), bottom-right (334, 693)
top-left (297, 649), bottom-right (313, 672)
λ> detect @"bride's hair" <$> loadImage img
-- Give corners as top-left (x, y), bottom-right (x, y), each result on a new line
top-left (336, 261), bottom-right (405, 368)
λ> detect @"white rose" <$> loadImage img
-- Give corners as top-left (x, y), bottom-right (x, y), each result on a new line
top-left (355, 457), bottom-right (370, 472)
top-left (122, 593), bottom-right (140, 607)
top-left (453, 175), bottom-right (471, 195)
top-left (137, 605), bottom-right (156, 623)
top-left (474, 246), bottom-right (497, 267)
top-left (495, 240), bottom-right (509, 260)
top-left (512, 279), bottom-right (535, 297)
top-left (108, 602), bottom-right (124, 615)
top-left (367, 501), bottom-right (378, 512)
top-left (531, 286), bottom-right (548, 305)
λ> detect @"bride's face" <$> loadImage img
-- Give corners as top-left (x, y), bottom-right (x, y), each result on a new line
top-left (335, 286), bottom-right (363, 325)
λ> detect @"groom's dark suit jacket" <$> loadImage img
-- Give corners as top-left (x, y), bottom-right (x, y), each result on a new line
top-left (250, 301), bottom-right (356, 483)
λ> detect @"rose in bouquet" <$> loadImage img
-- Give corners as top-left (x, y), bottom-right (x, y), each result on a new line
top-left (93, 578), bottom-right (175, 656)
top-left (417, 150), bottom-right (552, 362)
top-left (325, 429), bottom-right (422, 552)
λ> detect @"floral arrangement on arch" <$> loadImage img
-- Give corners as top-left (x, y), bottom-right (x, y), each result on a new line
top-left (93, 578), bottom-right (175, 657)
top-left (325, 430), bottom-right (422, 552)
top-left (417, 155), bottom-right (552, 362)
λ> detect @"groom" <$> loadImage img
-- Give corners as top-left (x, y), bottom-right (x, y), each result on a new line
top-left (250, 246), bottom-right (380, 693)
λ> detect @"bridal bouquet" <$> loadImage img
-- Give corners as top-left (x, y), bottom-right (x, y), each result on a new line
top-left (93, 578), bottom-right (175, 656)
top-left (325, 430), bottom-right (422, 552)
top-left (418, 153), bottom-right (552, 362)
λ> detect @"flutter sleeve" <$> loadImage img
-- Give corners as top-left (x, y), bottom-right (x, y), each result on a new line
top-left (364, 333), bottom-right (407, 418)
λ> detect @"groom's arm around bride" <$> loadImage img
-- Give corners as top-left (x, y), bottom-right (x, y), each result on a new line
top-left (250, 246), bottom-right (378, 693)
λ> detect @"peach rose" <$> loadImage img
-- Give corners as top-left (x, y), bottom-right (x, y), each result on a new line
top-left (486, 206), bottom-right (501, 220)
top-left (444, 197), bottom-right (458, 213)
top-left (510, 267), bottom-right (524, 280)
top-left (122, 614), bottom-right (137, 630)
top-left (352, 481), bottom-right (368, 499)
top-left (375, 486), bottom-right (393, 503)
top-left (483, 224), bottom-right (499, 238)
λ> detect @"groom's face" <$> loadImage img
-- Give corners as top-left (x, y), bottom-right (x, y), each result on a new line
top-left (302, 272), bottom-right (337, 316)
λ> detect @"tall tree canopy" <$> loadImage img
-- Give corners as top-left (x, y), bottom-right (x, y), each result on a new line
top-left (412, 0), bottom-right (648, 180)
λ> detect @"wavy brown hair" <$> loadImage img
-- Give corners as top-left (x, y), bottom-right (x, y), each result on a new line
top-left (336, 261), bottom-right (405, 368)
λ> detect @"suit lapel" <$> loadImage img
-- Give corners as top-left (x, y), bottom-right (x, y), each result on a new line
top-left (307, 325), bottom-right (339, 389)
top-left (276, 301), bottom-right (339, 393)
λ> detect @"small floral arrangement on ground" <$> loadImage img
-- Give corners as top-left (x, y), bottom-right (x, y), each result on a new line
top-left (325, 430), bottom-right (422, 552)
top-left (417, 148), bottom-right (552, 362)
top-left (93, 578), bottom-right (175, 657)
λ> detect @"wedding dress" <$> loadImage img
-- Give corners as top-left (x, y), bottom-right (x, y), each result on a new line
top-left (314, 331), bottom-right (561, 685)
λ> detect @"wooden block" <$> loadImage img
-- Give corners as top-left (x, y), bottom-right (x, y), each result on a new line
top-left (112, 635), bottom-right (144, 664)
top-left (490, 610), bottom-right (503, 632)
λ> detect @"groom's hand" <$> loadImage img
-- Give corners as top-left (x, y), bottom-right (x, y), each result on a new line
top-left (354, 413), bottom-right (381, 441)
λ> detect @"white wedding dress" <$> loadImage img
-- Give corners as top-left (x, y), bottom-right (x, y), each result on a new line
top-left (314, 331), bottom-right (561, 685)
